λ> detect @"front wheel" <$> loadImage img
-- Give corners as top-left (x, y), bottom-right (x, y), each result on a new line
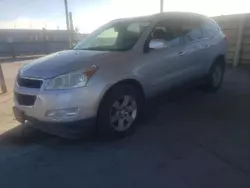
top-left (97, 84), bottom-right (143, 138)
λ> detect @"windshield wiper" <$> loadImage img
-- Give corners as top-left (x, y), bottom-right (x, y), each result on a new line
top-left (75, 47), bottom-right (110, 51)
top-left (75, 46), bottom-right (130, 52)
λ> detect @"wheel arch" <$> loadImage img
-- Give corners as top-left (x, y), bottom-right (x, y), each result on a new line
top-left (212, 54), bottom-right (226, 69)
top-left (97, 79), bottom-right (145, 116)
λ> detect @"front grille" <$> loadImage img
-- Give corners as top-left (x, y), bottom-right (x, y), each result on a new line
top-left (17, 76), bottom-right (43, 89)
top-left (15, 93), bottom-right (36, 106)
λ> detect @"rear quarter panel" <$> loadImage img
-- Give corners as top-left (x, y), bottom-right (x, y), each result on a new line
top-left (205, 30), bottom-right (227, 73)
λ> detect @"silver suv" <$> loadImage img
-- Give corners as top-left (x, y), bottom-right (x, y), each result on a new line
top-left (13, 12), bottom-right (227, 138)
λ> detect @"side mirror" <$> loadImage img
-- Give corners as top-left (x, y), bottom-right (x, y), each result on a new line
top-left (149, 39), bottom-right (168, 50)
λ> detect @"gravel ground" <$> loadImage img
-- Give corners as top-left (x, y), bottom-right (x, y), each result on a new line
top-left (0, 66), bottom-right (249, 188)
top-left (0, 61), bottom-right (30, 132)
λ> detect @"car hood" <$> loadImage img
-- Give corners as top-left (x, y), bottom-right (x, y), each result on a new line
top-left (20, 50), bottom-right (120, 79)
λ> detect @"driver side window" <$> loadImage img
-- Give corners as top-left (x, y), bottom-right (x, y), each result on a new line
top-left (151, 22), bottom-right (181, 48)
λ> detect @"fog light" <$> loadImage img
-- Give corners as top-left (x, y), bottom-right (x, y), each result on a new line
top-left (45, 108), bottom-right (79, 120)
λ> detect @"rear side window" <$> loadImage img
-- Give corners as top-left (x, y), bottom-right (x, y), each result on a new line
top-left (200, 19), bottom-right (219, 38)
top-left (182, 26), bottom-right (202, 43)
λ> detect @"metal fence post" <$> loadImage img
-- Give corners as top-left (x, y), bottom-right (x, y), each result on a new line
top-left (11, 45), bottom-right (16, 58)
top-left (0, 64), bottom-right (7, 93)
top-left (42, 28), bottom-right (48, 54)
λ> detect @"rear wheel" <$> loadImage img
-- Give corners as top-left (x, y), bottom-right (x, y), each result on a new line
top-left (97, 84), bottom-right (143, 138)
top-left (202, 59), bottom-right (225, 92)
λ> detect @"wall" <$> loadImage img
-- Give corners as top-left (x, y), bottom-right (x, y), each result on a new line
top-left (0, 29), bottom-right (86, 57)
top-left (213, 13), bottom-right (250, 64)
top-left (0, 42), bottom-right (70, 56)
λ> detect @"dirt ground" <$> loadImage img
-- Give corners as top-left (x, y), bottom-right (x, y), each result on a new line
top-left (0, 60), bottom-right (31, 132)
top-left (0, 62), bottom-right (250, 188)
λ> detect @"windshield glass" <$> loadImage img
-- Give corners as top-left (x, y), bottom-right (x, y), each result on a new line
top-left (73, 21), bottom-right (150, 51)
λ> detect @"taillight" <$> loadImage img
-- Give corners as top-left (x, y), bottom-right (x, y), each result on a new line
top-left (225, 35), bottom-right (228, 41)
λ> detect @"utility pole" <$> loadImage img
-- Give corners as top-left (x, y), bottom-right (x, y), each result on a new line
top-left (69, 12), bottom-right (74, 45)
top-left (64, 0), bottom-right (70, 30)
top-left (160, 0), bottom-right (164, 13)
top-left (0, 64), bottom-right (7, 93)
top-left (69, 12), bottom-right (74, 32)
top-left (64, 0), bottom-right (72, 48)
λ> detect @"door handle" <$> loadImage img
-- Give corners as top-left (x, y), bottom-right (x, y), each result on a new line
top-left (179, 51), bottom-right (187, 56)
top-left (204, 44), bottom-right (210, 48)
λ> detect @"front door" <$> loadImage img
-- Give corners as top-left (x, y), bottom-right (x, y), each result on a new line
top-left (138, 20), bottom-right (190, 95)
top-left (141, 44), bottom-right (186, 93)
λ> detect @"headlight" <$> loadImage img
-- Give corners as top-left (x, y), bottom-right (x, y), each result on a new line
top-left (45, 67), bottom-right (98, 90)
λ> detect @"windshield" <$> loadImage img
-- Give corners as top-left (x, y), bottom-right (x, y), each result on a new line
top-left (73, 21), bottom-right (149, 51)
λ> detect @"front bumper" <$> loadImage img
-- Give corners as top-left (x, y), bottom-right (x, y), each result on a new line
top-left (14, 84), bottom-right (101, 123)
top-left (27, 116), bottom-right (96, 138)
top-left (13, 80), bottom-right (106, 138)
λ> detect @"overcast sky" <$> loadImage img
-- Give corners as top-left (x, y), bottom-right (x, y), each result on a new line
top-left (0, 0), bottom-right (249, 33)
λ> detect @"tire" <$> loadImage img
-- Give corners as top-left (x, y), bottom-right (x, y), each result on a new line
top-left (202, 59), bottom-right (225, 92)
top-left (97, 84), bottom-right (143, 138)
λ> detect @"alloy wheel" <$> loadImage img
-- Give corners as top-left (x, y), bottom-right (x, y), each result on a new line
top-left (110, 95), bottom-right (137, 132)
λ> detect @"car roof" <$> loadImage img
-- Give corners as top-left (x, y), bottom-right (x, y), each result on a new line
top-left (114, 12), bottom-right (207, 23)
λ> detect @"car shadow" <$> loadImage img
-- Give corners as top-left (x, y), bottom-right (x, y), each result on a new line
top-left (0, 122), bottom-right (124, 148)
top-left (0, 123), bottom-right (56, 146)
top-left (141, 84), bottom-right (206, 125)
